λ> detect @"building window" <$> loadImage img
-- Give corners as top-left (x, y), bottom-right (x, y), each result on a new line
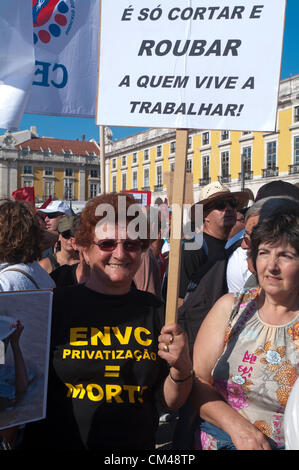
top-left (44, 181), bottom-right (54, 198)
top-left (24, 180), bottom-right (33, 187)
top-left (64, 181), bottom-right (73, 200)
top-left (112, 175), bottom-right (117, 192)
top-left (44, 167), bottom-right (53, 176)
top-left (132, 152), bottom-right (137, 164)
top-left (267, 141), bottom-right (277, 168)
top-left (90, 169), bottom-right (99, 178)
top-left (23, 165), bottom-right (33, 174)
top-left (65, 168), bottom-right (74, 177)
top-left (122, 155), bottom-right (127, 167)
top-left (144, 149), bottom-right (149, 161)
top-left (188, 136), bottom-right (192, 149)
top-left (186, 159), bottom-right (192, 173)
top-left (170, 141), bottom-right (176, 154)
top-left (143, 168), bottom-right (149, 188)
top-left (294, 106), bottom-right (299, 123)
top-left (170, 162), bottom-right (175, 172)
top-left (122, 173), bottom-right (127, 190)
top-left (242, 146), bottom-right (252, 172)
top-left (202, 155), bottom-right (209, 179)
top-left (157, 145), bottom-right (162, 158)
top-left (112, 158), bottom-right (116, 169)
top-left (132, 170), bottom-right (138, 189)
top-left (156, 166), bottom-right (162, 186)
top-left (89, 183), bottom-right (99, 198)
top-left (221, 130), bottom-right (229, 141)
top-left (43, 148), bottom-right (51, 156)
top-left (202, 132), bottom-right (210, 146)
top-left (294, 136), bottom-right (299, 164)
top-left (221, 151), bottom-right (230, 177)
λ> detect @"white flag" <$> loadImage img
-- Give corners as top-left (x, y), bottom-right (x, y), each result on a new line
top-left (0, 0), bottom-right (35, 130)
top-left (25, 0), bottom-right (99, 118)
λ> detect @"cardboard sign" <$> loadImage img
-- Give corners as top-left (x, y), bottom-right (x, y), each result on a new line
top-left (97, 0), bottom-right (286, 131)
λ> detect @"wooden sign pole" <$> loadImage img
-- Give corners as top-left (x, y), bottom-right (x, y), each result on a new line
top-left (165, 128), bottom-right (189, 324)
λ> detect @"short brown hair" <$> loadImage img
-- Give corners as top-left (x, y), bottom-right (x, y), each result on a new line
top-left (75, 193), bottom-right (150, 251)
top-left (250, 205), bottom-right (299, 271)
top-left (0, 199), bottom-right (43, 264)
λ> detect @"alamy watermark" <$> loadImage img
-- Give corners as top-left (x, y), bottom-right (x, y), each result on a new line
top-left (94, 196), bottom-right (203, 251)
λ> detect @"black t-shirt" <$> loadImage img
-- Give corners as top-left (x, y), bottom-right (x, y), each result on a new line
top-left (50, 263), bottom-right (79, 287)
top-left (179, 233), bottom-right (227, 298)
top-left (21, 285), bottom-right (168, 450)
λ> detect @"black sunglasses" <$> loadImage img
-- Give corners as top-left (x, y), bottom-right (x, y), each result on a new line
top-left (60, 230), bottom-right (73, 239)
top-left (210, 199), bottom-right (238, 211)
top-left (45, 212), bottom-right (63, 219)
top-left (93, 239), bottom-right (142, 252)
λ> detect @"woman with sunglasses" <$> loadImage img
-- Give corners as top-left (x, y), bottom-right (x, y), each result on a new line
top-left (191, 204), bottom-right (299, 450)
top-left (20, 193), bottom-right (192, 450)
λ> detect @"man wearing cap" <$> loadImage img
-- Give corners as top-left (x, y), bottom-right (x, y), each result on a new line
top-left (38, 200), bottom-right (73, 233)
top-left (39, 215), bottom-right (79, 274)
top-left (178, 181), bottom-right (248, 306)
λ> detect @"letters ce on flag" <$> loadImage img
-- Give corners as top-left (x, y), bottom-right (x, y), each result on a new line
top-left (25, 0), bottom-right (100, 118)
top-left (0, 0), bottom-right (35, 130)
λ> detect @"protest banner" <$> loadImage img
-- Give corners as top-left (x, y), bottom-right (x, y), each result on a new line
top-left (0, 290), bottom-right (53, 430)
top-left (97, 0), bottom-right (286, 132)
top-left (25, 0), bottom-right (99, 118)
top-left (97, 0), bottom-right (286, 324)
top-left (0, 0), bottom-right (35, 130)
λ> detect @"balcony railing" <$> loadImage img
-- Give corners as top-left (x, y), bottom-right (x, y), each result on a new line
top-left (142, 186), bottom-right (150, 191)
top-left (238, 170), bottom-right (253, 181)
top-left (218, 175), bottom-right (231, 183)
top-left (289, 163), bottom-right (299, 175)
top-left (262, 167), bottom-right (279, 178)
top-left (154, 184), bottom-right (163, 192)
top-left (199, 177), bottom-right (211, 186)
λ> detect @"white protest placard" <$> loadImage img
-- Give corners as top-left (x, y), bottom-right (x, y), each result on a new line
top-left (97, 0), bottom-right (286, 131)
top-left (0, 290), bottom-right (52, 430)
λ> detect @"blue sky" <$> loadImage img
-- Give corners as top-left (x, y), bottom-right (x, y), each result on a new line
top-left (1, 0), bottom-right (299, 142)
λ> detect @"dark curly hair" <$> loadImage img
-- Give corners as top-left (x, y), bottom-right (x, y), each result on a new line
top-left (75, 193), bottom-right (150, 251)
top-left (0, 199), bottom-right (43, 264)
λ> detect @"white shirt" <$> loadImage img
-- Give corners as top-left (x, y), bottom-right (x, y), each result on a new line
top-left (0, 261), bottom-right (56, 291)
top-left (226, 246), bottom-right (251, 293)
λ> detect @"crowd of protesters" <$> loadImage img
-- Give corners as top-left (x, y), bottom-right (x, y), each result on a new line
top-left (0, 178), bottom-right (299, 451)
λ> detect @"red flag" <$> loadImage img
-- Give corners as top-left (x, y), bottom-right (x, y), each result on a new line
top-left (12, 187), bottom-right (35, 207)
top-left (39, 195), bottom-right (52, 209)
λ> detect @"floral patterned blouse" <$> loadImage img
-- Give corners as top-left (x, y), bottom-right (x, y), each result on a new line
top-left (206, 288), bottom-right (299, 449)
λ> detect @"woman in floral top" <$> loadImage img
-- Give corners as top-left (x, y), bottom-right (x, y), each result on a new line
top-left (191, 205), bottom-right (299, 450)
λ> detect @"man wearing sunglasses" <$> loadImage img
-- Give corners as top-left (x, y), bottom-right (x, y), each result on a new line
top-left (38, 200), bottom-right (72, 233)
top-left (178, 182), bottom-right (249, 306)
top-left (39, 215), bottom-right (80, 274)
